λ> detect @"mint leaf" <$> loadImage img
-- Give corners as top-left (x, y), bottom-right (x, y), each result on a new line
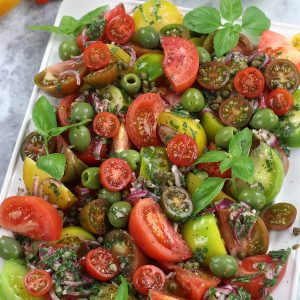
top-left (194, 151), bottom-right (228, 164)
top-left (229, 128), bottom-right (253, 157)
top-left (183, 7), bottom-right (222, 34)
top-left (49, 119), bottom-right (91, 137)
top-left (28, 25), bottom-right (64, 34)
top-left (242, 7), bottom-right (271, 36)
top-left (213, 27), bottom-right (240, 57)
top-left (231, 156), bottom-right (254, 182)
top-left (115, 276), bottom-right (128, 300)
top-left (220, 0), bottom-right (243, 22)
top-left (192, 177), bottom-right (226, 215)
top-left (59, 16), bottom-right (78, 34)
top-left (219, 157), bottom-right (233, 173)
top-left (36, 153), bottom-right (66, 180)
top-left (32, 96), bottom-right (57, 136)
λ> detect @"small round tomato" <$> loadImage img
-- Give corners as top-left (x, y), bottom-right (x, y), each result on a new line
top-left (232, 34), bottom-right (254, 56)
top-left (105, 14), bottom-right (135, 44)
top-left (219, 96), bottom-right (253, 128)
top-left (166, 134), bottom-right (198, 167)
top-left (86, 248), bottom-right (120, 281)
top-left (24, 269), bottom-right (52, 297)
top-left (0, 196), bottom-right (63, 241)
top-left (83, 42), bottom-right (110, 70)
top-left (262, 202), bottom-right (297, 231)
top-left (234, 67), bottom-right (265, 98)
top-left (266, 88), bottom-right (294, 116)
top-left (93, 112), bottom-right (120, 138)
top-left (57, 93), bottom-right (78, 127)
top-left (197, 161), bottom-right (231, 178)
top-left (126, 93), bottom-right (165, 149)
top-left (100, 158), bottom-right (132, 192)
top-left (133, 265), bottom-right (166, 295)
top-left (103, 3), bottom-right (125, 23)
top-left (161, 36), bottom-right (199, 93)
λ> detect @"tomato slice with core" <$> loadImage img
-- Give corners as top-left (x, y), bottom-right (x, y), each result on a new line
top-left (266, 88), bottom-right (294, 116)
top-left (83, 42), bottom-right (110, 70)
top-left (24, 269), bottom-right (53, 297)
top-left (93, 112), bottom-right (120, 138)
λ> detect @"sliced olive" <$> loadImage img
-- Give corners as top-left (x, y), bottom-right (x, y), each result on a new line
top-left (265, 59), bottom-right (300, 93)
top-left (198, 62), bottom-right (230, 90)
top-left (219, 97), bottom-right (253, 128)
top-left (160, 24), bottom-right (190, 39)
top-left (161, 186), bottom-right (193, 221)
top-left (80, 198), bottom-right (109, 235)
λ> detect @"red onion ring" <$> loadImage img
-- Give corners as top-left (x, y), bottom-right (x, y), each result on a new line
top-left (121, 45), bottom-right (137, 66)
top-left (38, 178), bottom-right (62, 197)
top-left (93, 138), bottom-right (105, 160)
top-left (59, 70), bottom-right (81, 85)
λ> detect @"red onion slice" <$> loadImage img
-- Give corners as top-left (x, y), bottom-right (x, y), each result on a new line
top-left (127, 190), bottom-right (148, 201)
top-left (93, 138), bottom-right (105, 160)
top-left (171, 165), bottom-right (182, 187)
top-left (32, 176), bottom-right (39, 196)
top-left (252, 129), bottom-right (279, 147)
top-left (121, 45), bottom-right (137, 66)
top-left (38, 178), bottom-right (62, 197)
top-left (59, 70), bottom-right (81, 85)
top-left (49, 288), bottom-right (60, 300)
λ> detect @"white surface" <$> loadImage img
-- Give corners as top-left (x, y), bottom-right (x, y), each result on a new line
top-left (0, 0), bottom-right (300, 299)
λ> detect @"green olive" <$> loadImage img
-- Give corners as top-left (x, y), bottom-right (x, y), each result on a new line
top-left (209, 255), bottom-right (238, 278)
top-left (59, 39), bottom-right (81, 61)
top-left (293, 90), bottom-right (300, 108)
top-left (68, 125), bottom-right (91, 151)
top-left (98, 188), bottom-right (121, 204)
top-left (117, 150), bottom-right (141, 171)
top-left (108, 201), bottom-right (132, 228)
top-left (70, 102), bottom-right (94, 122)
top-left (215, 126), bottom-right (238, 149)
top-left (136, 26), bottom-right (160, 49)
top-left (237, 187), bottom-right (266, 210)
top-left (181, 88), bottom-right (205, 113)
top-left (0, 236), bottom-right (22, 260)
top-left (250, 108), bottom-right (279, 131)
top-left (197, 46), bottom-right (211, 63)
top-left (81, 167), bottom-right (101, 189)
top-left (120, 73), bottom-right (141, 95)
top-left (160, 24), bottom-right (190, 39)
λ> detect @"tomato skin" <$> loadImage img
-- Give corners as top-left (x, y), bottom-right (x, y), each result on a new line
top-left (133, 265), bottom-right (166, 295)
top-left (149, 290), bottom-right (186, 300)
top-left (234, 67), bottom-right (265, 98)
top-left (266, 88), bottom-right (294, 116)
top-left (0, 196), bottom-right (63, 241)
top-left (24, 269), bottom-right (53, 297)
top-left (161, 36), bottom-right (199, 93)
top-left (83, 42), bottom-right (110, 70)
top-left (126, 93), bottom-right (165, 149)
top-left (197, 161), bottom-right (231, 178)
top-left (93, 112), bottom-right (120, 138)
top-left (103, 3), bottom-right (125, 23)
top-left (57, 93), bottom-right (78, 127)
top-left (129, 198), bottom-right (192, 262)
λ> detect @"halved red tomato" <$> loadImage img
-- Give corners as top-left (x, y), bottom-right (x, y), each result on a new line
top-left (57, 93), bottom-right (78, 127)
top-left (126, 93), bottom-right (165, 149)
top-left (161, 36), bottom-right (199, 93)
top-left (266, 88), bottom-right (294, 116)
top-left (83, 42), bottom-right (110, 70)
top-left (24, 269), bottom-right (53, 297)
top-left (149, 290), bottom-right (186, 300)
top-left (103, 3), bottom-right (125, 23)
top-left (93, 112), bottom-right (120, 138)
top-left (197, 161), bottom-right (231, 178)
top-left (0, 196), bottom-right (63, 241)
top-left (129, 198), bottom-right (192, 262)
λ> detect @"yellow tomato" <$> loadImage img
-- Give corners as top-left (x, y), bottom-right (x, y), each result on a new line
top-left (292, 33), bottom-right (300, 51)
top-left (0, 0), bottom-right (20, 17)
top-left (59, 226), bottom-right (95, 241)
top-left (133, 0), bottom-right (183, 32)
top-left (107, 44), bottom-right (131, 64)
top-left (23, 157), bottom-right (78, 210)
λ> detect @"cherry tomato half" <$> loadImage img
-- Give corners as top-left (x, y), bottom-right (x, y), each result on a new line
top-left (83, 42), bottom-right (110, 70)
top-left (24, 269), bottom-right (52, 297)
top-left (93, 112), bottom-right (120, 138)
top-left (86, 248), bottom-right (120, 281)
top-left (133, 265), bottom-right (166, 295)
top-left (266, 88), bottom-right (294, 116)
top-left (57, 93), bottom-right (78, 127)
top-left (103, 3), bottom-right (125, 23)
top-left (197, 161), bottom-right (231, 178)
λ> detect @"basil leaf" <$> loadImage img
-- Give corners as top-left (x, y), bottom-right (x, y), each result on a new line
top-left (28, 25), bottom-right (64, 34)
top-left (231, 156), bottom-right (254, 182)
top-left (220, 0), bottom-right (243, 22)
top-left (192, 177), bottom-right (226, 215)
top-left (194, 151), bottom-right (228, 164)
top-left (49, 119), bottom-right (91, 137)
top-left (115, 276), bottom-right (128, 300)
top-left (78, 5), bottom-right (108, 25)
top-left (213, 27), bottom-right (240, 57)
top-left (219, 157), bottom-right (233, 173)
top-left (59, 16), bottom-right (78, 34)
top-left (36, 153), bottom-right (66, 180)
top-left (183, 7), bottom-right (222, 34)
top-left (32, 96), bottom-right (57, 136)
top-left (228, 128), bottom-right (253, 157)
top-left (242, 7), bottom-right (271, 36)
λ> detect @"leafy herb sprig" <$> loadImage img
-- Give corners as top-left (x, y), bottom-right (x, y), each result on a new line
top-left (32, 96), bottom-right (90, 180)
top-left (192, 128), bottom-right (254, 215)
top-left (183, 0), bottom-right (270, 57)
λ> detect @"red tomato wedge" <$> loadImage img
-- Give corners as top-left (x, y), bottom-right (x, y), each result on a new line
top-left (259, 30), bottom-right (300, 71)
top-left (126, 93), bottom-right (165, 149)
top-left (0, 196), bottom-right (63, 241)
top-left (149, 290), bottom-right (187, 300)
top-left (161, 36), bottom-right (199, 93)
top-left (24, 269), bottom-right (53, 297)
top-left (57, 93), bottom-right (78, 127)
top-left (83, 42), bottom-right (110, 70)
top-left (93, 112), bottom-right (120, 138)
top-left (103, 3), bottom-right (125, 23)
top-left (129, 198), bottom-right (192, 262)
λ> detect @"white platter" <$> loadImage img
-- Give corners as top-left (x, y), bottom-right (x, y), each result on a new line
top-left (1, 0), bottom-right (300, 299)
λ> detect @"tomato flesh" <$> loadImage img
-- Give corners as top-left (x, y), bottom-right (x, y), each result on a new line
top-left (83, 42), bottom-right (110, 70)
top-left (93, 112), bottom-right (120, 138)
top-left (104, 3), bottom-right (125, 23)
top-left (24, 269), bottom-right (52, 297)
top-left (57, 93), bottom-right (78, 127)
top-left (149, 290), bottom-right (186, 300)
top-left (266, 88), bottom-right (293, 116)
top-left (197, 161), bottom-right (231, 178)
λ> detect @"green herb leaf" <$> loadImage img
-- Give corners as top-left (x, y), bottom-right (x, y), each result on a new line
top-left (192, 177), bottom-right (226, 215)
top-left (219, 157), bottom-right (233, 173)
top-left (115, 275), bottom-right (128, 300)
top-left (228, 128), bottom-right (253, 157)
top-left (231, 156), bottom-right (254, 182)
top-left (49, 119), bottom-right (91, 137)
top-left (78, 5), bottom-right (108, 25)
top-left (183, 7), bottom-right (222, 34)
top-left (220, 0), bottom-right (243, 22)
top-left (194, 151), bottom-right (228, 164)
top-left (213, 27), bottom-right (240, 57)
top-left (28, 25), bottom-right (64, 34)
top-left (242, 7), bottom-right (271, 36)
top-left (32, 96), bottom-right (57, 136)
top-left (36, 153), bottom-right (66, 180)
top-left (59, 16), bottom-right (78, 34)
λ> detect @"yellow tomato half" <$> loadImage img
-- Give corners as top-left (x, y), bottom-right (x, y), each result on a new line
top-left (0, 0), bottom-right (20, 17)
top-left (292, 33), bottom-right (300, 51)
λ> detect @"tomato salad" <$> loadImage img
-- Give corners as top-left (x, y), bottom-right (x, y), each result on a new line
top-left (1, 0), bottom-right (300, 299)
